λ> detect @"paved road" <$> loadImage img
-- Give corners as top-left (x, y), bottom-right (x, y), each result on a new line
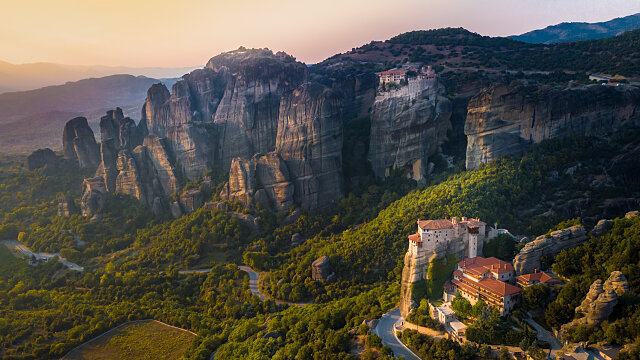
top-left (237, 265), bottom-right (310, 306)
top-left (238, 265), bottom-right (269, 301)
top-left (178, 268), bottom-right (212, 275)
top-left (2, 240), bottom-right (84, 271)
top-left (375, 307), bottom-right (421, 360)
top-left (525, 317), bottom-right (562, 351)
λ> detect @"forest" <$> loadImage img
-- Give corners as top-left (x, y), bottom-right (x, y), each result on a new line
top-left (1, 129), bottom-right (640, 359)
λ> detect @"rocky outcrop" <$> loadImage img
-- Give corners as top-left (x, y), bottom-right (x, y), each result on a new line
top-left (81, 178), bottom-right (107, 217)
top-left (210, 49), bottom-right (307, 168)
top-left (142, 135), bottom-right (179, 196)
top-left (63, 117), bottom-right (100, 168)
top-left (592, 219), bottom-right (614, 237)
top-left (513, 225), bottom-right (587, 274)
top-left (114, 149), bottom-right (145, 203)
top-left (57, 194), bottom-right (77, 217)
top-left (465, 84), bottom-right (640, 170)
top-left (399, 248), bottom-right (430, 318)
top-left (142, 69), bottom-right (225, 136)
top-left (561, 271), bottom-right (629, 337)
top-left (179, 189), bottom-right (203, 213)
top-left (166, 124), bottom-right (216, 181)
top-left (311, 255), bottom-right (334, 282)
top-left (220, 153), bottom-right (294, 212)
top-left (26, 148), bottom-right (58, 170)
top-left (276, 83), bottom-right (344, 210)
top-left (368, 78), bottom-right (452, 182)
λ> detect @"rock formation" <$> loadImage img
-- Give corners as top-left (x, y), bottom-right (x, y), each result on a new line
top-left (465, 84), bottom-right (640, 170)
top-left (399, 248), bottom-right (429, 317)
top-left (220, 153), bottom-right (294, 212)
top-left (63, 117), bottom-right (100, 168)
top-left (210, 49), bottom-right (307, 168)
top-left (57, 194), bottom-right (77, 217)
top-left (368, 77), bottom-right (452, 182)
top-left (311, 255), bottom-right (334, 282)
top-left (591, 219), bottom-right (613, 237)
top-left (179, 189), bottom-right (203, 213)
top-left (26, 148), bottom-right (58, 170)
top-left (513, 225), bottom-right (587, 274)
top-left (81, 177), bottom-right (107, 217)
top-left (561, 271), bottom-right (629, 337)
top-left (83, 108), bottom-right (180, 217)
top-left (165, 124), bottom-right (216, 181)
top-left (275, 83), bottom-right (344, 210)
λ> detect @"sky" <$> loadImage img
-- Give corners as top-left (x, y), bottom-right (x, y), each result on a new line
top-left (1, 0), bottom-right (640, 67)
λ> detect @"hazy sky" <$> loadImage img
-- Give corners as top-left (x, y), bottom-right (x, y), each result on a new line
top-left (1, 0), bottom-right (639, 67)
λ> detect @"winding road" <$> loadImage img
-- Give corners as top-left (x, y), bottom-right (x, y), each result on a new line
top-left (375, 307), bottom-right (421, 360)
top-left (2, 239), bottom-right (84, 271)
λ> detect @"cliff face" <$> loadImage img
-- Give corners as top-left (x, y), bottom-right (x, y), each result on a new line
top-left (513, 225), bottom-right (587, 274)
top-left (210, 50), bottom-right (308, 169)
top-left (143, 69), bottom-right (225, 136)
top-left (368, 78), bottom-right (452, 182)
top-left (63, 117), bottom-right (101, 169)
top-left (399, 250), bottom-right (428, 318)
top-left (276, 83), bottom-right (344, 210)
top-left (465, 84), bottom-right (640, 170)
top-left (220, 153), bottom-right (295, 212)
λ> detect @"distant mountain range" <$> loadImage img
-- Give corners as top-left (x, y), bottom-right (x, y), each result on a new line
top-left (511, 13), bottom-right (640, 44)
top-left (0, 60), bottom-right (195, 93)
top-left (0, 74), bottom-right (179, 154)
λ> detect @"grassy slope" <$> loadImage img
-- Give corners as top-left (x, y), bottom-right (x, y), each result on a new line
top-left (62, 320), bottom-right (195, 360)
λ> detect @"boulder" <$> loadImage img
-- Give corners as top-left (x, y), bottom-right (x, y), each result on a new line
top-left (626, 211), bottom-right (640, 219)
top-left (311, 255), bottom-right (334, 282)
top-left (26, 148), bottom-right (58, 170)
top-left (591, 219), bottom-right (613, 237)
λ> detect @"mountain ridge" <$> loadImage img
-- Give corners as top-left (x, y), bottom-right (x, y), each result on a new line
top-left (511, 13), bottom-right (640, 44)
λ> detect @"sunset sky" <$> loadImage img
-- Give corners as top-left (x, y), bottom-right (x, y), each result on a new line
top-left (2, 0), bottom-right (640, 67)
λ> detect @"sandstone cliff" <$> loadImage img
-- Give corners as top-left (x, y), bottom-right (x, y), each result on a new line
top-left (368, 78), bottom-right (452, 182)
top-left (513, 225), bottom-right (587, 274)
top-left (276, 83), bottom-right (344, 210)
top-left (63, 117), bottom-right (100, 169)
top-left (220, 153), bottom-right (294, 212)
top-left (465, 84), bottom-right (640, 170)
top-left (399, 249), bottom-right (429, 318)
top-left (210, 49), bottom-right (308, 169)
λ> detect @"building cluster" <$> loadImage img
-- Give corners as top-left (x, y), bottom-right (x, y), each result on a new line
top-left (377, 65), bottom-right (436, 85)
top-left (408, 217), bottom-right (487, 262)
top-left (404, 217), bottom-right (565, 343)
top-left (447, 257), bottom-right (520, 314)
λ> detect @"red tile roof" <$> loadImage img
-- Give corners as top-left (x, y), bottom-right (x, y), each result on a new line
top-left (478, 277), bottom-right (521, 297)
top-left (517, 271), bottom-right (555, 284)
top-left (418, 219), bottom-right (453, 230)
top-left (408, 233), bottom-right (422, 243)
top-left (458, 257), bottom-right (514, 274)
top-left (377, 69), bottom-right (407, 75)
